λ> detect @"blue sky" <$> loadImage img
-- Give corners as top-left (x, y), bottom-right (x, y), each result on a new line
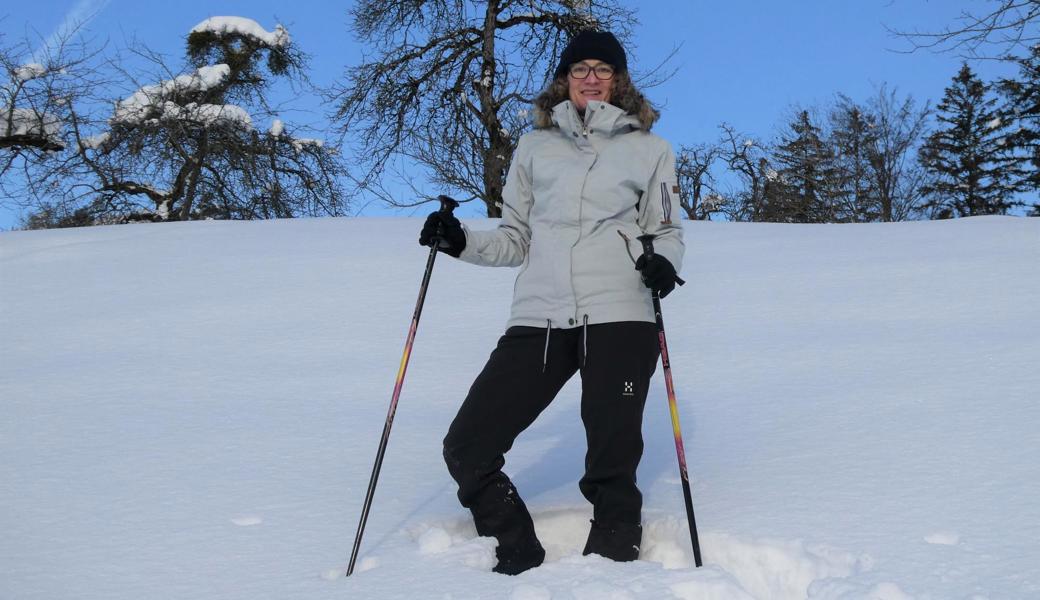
top-left (1, 1), bottom-right (1023, 227)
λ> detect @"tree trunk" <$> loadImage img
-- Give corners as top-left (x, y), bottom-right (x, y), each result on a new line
top-left (478, 0), bottom-right (508, 218)
top-left (179, 136), bottom-right (209, 220)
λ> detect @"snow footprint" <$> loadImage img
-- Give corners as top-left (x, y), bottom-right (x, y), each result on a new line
top-left (510, 584), bottom-right (552, 600)
top-left (404, 508), bottom-right (894, 600)
top-left (642, 515), bottom-right (878, 600)
top-left (407, 521), bottom-right (497, 571)
top-left (924, 531), bottom-right (960, 546)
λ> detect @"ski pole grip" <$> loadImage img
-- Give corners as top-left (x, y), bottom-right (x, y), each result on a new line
top-left (437, 195), bottom-right (459, 215)
top-left (637, 234), bottom-right (685, 287)
top-left (432, 195), bottom-right (460, 251)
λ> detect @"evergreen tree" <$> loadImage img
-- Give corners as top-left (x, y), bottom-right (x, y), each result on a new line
top-left (919, 64), bottom-right (1022, 218)
top-left (997, 44), bottom-right (1040, 197)
top-left (829, 101), bottom-right (880, 222)
top-left (827, 89), bottom-right (931, 222)
top-left (768, 110), bottom-right (842, 222)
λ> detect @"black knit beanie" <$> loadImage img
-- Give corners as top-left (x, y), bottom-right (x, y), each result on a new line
top-left (553, 31), bottom-right (628, 80)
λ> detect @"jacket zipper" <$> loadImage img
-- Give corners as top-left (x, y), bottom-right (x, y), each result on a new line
top-left (570, 105), bottom-right (595, 325)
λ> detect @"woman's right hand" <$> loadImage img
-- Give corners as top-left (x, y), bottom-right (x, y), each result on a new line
top-left (419, 211), bottom-right (466, 257)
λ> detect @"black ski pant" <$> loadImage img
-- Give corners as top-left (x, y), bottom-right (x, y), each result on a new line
top-left (443, 321), bottom-right (660, 550)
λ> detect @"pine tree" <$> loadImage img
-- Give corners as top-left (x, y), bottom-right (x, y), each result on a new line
top-left (829, 101), bottom-right (880, 222)
top-left (919, 64), bottom-right (1022, 218)
top-left (997, 44), bottom-right (1040, 198)
top-left (827, 89), bottom-right (932, 222)
top-left (768, 110), bottom-right (842, 222)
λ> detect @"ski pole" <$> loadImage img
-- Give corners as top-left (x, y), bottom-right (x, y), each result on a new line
top-left (346, 195), bottom-right (459, 577)
top-left (637, 233), bottom-right (703, 568)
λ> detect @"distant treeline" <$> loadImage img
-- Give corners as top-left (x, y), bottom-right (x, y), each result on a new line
top-left (2, 3), bottom-right (1037, 228)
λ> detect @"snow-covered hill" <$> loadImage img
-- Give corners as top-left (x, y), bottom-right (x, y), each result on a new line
top-left (1, 216), bottom-right (1037, 599)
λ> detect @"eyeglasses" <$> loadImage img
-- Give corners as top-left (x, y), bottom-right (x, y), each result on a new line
top-left (568, 63), bottom-right (615, 80)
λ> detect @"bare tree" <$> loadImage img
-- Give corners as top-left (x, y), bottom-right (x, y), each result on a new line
top-left (330, 0), bottom-right (637, 216)
top-left (1, 27), bottom-right (104, 206)
top-left (703, 89), bottom-right (931, 225)
top-left (23, 17), bottom-right (349, 227)
top-left (893, 0), bottom-right (1040, 57)
top-left (675, 142), bottom-right (723, 220)
top-left (716, 123), bottom-right (775, 222)
top-left (830, 87), bottom-right (932, 222)
top-left (861, 87), bottom-right (932, 221)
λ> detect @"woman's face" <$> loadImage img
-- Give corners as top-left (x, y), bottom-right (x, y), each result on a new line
top-left (567, 59), bottom-right (614, 113)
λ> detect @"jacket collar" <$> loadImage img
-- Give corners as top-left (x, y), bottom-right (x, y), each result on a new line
top-left (550, 100), bottom-right (640, 138)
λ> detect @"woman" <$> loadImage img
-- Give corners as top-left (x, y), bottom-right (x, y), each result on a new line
top-left (419, 30), bottom-right (684, 575)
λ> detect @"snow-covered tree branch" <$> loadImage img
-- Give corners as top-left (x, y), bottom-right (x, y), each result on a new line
top-left (20, 17), bottom-right (349, 227)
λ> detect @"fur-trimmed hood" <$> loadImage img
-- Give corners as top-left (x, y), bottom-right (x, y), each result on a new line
top-left (531, 74), bottom-right (660, 131)
top-left (544, 100), bottom-right (641, 139)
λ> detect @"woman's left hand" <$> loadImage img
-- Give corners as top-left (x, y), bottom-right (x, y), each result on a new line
top-left (634, 254), bottom-right (677, 298)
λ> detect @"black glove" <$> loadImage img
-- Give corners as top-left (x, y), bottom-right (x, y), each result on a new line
top-left (635, 254), bottom-right (677, 298)
top-left (419, 210), bottom-right (466, 257)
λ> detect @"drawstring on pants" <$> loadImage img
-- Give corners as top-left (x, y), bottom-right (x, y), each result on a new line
top-left (542, 319), bottom-right (552, 372)
top-left (581, 315), bottom-right (589, 368)
top-left (540, 315), bottom-right (590, 371)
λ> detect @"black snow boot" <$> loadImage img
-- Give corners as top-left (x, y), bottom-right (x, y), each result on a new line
top-left (465, 478), bottom-right (545, 575)
top-left (492, 537), bottom-right (545, 575)
top-left (582, 520), bottom-right (642, 562)
top-left (481, 496), bottom-right (545, 575)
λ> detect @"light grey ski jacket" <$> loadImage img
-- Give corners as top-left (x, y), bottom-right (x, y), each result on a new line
top-left (458, 99), bottom-right (685, 329)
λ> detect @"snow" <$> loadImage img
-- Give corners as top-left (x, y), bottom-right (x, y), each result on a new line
top-left (79, 131), bottom-right (110, 149)
top-left (265, 115), bottom-right (320, 147)
top-left (0, 107), bottom-right (62, 140)
top-left (174, 102), bottom-right (253, 129)
top-left (14, 62), bottom-right (48, 82)
top-left (122, 99), bottom-right (252, 129)
top-left (1, 216), bottom-right (1038, 599)
top-left (191, 16), bottom-right (290, 49)
top-left (291, 137), bottom-right (323, 151)
top-left (156, 197), bottom-right (171, 220)
top-left (112, 64), bottom-right (232, 125)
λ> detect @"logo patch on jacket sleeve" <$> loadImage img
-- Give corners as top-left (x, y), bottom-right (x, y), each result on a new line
top-left (672, 184), bottom-right (680, 194)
